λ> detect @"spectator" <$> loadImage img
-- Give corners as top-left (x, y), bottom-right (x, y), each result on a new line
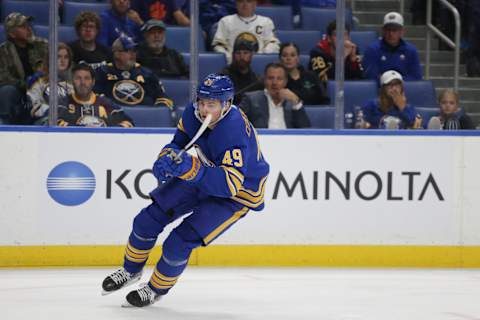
top-left (308, 20), bottom-right (364, 82)
top-left (239, 62), bottom-right (310, 128)
top-left (94, 36), bottom-right (177, 123)
top-left (0, 13), bottom-right (48, 125)
top-left (359, 70), bottom-right (421, 129)
top-left (58, 63), bottom-right (133, 127)
top-left (212, 0), bottom-right (281, 64)
top-left (363, 12), bottom-right (422, 83)
top-left (199, 0), bottom-right (236, 43)
top-left (98, 0), bottom-right (143, 47)
top-left (136, 20), bottom-right (189, 79)
top-left (427, 89), bottom-right (475, 130)
top-left (69, 12), bottom-right (112, 70)
top-left (27, 43), bottom-right (75, 125)
top-left (131, 0), bottom-right (190, 26)
top-left (220, 38), bottom-right (262, 105)
top-left (280, 42), bottom-right (329, 105)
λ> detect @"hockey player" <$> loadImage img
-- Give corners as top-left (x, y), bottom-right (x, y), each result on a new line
top-left (102, 74), bottom-right (270, 307)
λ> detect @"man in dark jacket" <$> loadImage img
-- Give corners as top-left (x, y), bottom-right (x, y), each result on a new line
top-left (239, 62), bottom-right (310, 129)
top-left (220, 38), bottom-right (262, 105)
top-left (136, 19), bottom-right (189, 79)
top-left (0, 13), bottom-right (48, 124)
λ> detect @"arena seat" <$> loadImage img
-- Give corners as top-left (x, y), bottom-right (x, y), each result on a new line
top-left (300, 7), bottom-right (353, 33)
top-left (63, 1), bottom-right (110, 25)
top-left (256, 6), bottom-right (293, 30)
top-left (180, 53), bottom-right (227, 80)
top-left (416, 107), bottom-right (440, 128)
top-left (251, 54), bottom-right (278, 75)
top-left (276, 30), bottom-right (321, 54)
top-left (122, 106), bottom-right (174, 128)
top-left (403, 80), bottom-right (438, 108)
top-left (166, 27), bottom-right (206, 53)
top-left (327, 80), bottom-right (378, 114)
top-left (34, 25), bottom-right (77, 43)
top-left (2, 0), bottom-right (50, 25)
top-left (0, 25), bottom-right (4, 43)
top-left (161, 79), bottom-right (190, 109)
top-left (350, 31), bottom-right (378, 54)
top-left (304, 106), bottom-right (335, 129)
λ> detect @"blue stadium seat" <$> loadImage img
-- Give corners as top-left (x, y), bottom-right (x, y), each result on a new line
top-left (180, 53), bottom-right (227, 80)
top-left (350, 31), bottom-right (378, 54)
top-left (63, 1), bottom-right (110, 25)
top-left (403, 80), bottom-right (438, 108)
top-left (251, 54), bottom-right (278, 75)
top-left (161, 79), bottom-right (190, 109)
top-left (122, 106), bottom-right (174, 128)
top-left (0, 25), bottom-right (5, 43)
top-left (165, 27), bottom-right (206, 53)
top-left (301, 7), bottom-right (353, 33)
top-left (2, 0), bottom-right (50, 25)
top-left (327, 80), bottom-right (378, 114)
top-left (256, 6), bottom-right (293, 30)
top-left (299, 54), bottom-right (309, 69)
top-left (304, 106), bottom-right (335, 129)
top-left (276, 30), bottom-right (321, 54)
top-left (34, 25), bottom-right (77, 43)
top-left (416, 107), bottom-right (440, 128)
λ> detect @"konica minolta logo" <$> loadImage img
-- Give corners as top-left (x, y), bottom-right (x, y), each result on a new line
top-left (47, 161), bottom-right (96, 206)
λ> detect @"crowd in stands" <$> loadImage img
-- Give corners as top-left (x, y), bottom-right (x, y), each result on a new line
top-left (0, 0), bottom-right (477, 130)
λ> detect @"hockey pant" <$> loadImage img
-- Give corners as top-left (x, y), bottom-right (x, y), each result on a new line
top-left (123, 178), bottom-right (249, 295)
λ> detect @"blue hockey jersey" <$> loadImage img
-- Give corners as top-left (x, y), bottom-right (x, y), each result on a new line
top-left (169, 103), bottom-right (270, 211)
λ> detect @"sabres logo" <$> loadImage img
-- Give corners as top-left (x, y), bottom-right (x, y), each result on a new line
top-left (204, 78), bottom-right (214, 86)
top-left (112, 80), bottom-right (145, 105)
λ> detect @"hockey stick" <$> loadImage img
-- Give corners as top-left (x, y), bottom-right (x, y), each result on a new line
top-left (171, 113), bottom-right (212, 163)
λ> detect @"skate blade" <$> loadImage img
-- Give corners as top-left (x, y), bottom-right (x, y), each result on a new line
top-left (101, 290), bottom-right (114, 296)
top-left (121, 300), bottom-right (136, 308)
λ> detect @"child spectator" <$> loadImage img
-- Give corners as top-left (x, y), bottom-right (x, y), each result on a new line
top-left (427, 89), bottom-right (475, 130)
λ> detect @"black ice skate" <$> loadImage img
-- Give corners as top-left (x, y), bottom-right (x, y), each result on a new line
top-left (122, 284), bottom-right (161, 307)
top-left (101, 269), bottom-right (142, 295)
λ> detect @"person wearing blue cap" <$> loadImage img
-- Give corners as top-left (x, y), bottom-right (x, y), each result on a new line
top-left (94, 35), bottom-right (178, 125)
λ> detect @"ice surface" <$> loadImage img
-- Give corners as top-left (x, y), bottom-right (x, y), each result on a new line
top-left (2, 267), bottom-right (480, 320)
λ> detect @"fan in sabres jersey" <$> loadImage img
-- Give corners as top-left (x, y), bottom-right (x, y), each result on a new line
top-left (101, 74), bottom-right (269, 308)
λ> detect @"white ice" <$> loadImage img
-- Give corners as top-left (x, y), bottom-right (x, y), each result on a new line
top-left (2, 267), bottom-right (480, 320)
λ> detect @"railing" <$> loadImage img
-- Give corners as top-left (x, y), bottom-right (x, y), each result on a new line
top-left (425, 0), bottom-right (461, 91)
top-left (351, 0), bottom-right (404, 16)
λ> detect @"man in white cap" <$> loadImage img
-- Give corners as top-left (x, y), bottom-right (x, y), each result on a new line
top-left (358, 69), bottom-right (420, 129)
top-left (363, 12), bottom-right (422, 83)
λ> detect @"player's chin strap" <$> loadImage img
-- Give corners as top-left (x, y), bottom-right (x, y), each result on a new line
top-left (194, 99), bottom-right (233, 127)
